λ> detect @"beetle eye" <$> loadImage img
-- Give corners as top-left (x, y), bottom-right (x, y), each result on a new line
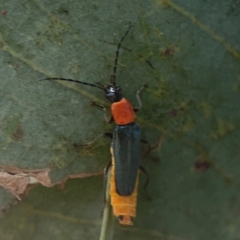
top-left (110, 87), bottom-right (115, 92)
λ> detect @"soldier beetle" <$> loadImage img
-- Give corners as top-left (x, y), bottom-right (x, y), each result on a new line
top-left (41, 22), bottom-right (149, 226)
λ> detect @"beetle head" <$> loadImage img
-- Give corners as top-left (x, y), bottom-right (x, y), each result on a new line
top-left (104, 84), bottom-right (122, 102)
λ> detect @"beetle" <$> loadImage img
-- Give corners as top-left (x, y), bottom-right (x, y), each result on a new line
top-left (41, 22), bottom-right (149, 226)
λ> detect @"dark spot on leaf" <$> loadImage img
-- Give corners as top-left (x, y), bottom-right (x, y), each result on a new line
top-left (1, 10), bottom-right (7, 17)
top-left (72, 143), bottom-right (83, 153)
top-left (194, 158), bottom-right (211, 172)
top-left (57, 7), bottom-right (69, 14)
top-left (161, 44), bottom-right (176, 56)
top-left (12, 124), bottom-right (24, 141)
top-left (170, 109), bottom-right (178, 117)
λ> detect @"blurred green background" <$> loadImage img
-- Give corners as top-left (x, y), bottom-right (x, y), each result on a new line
top-left (0, 0), bottom-right (240, 239)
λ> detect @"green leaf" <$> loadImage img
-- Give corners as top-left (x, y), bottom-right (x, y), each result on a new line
top-left (1, 0), bottom-right (240, 239)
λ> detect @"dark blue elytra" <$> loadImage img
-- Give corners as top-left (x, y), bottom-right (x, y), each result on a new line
top-left (112, 123), bottom-right (141, 196)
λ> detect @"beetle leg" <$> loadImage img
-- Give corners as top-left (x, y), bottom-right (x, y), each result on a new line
top-left (134, 83), bottom-right (148, 112)
top-left (81, 132), bottom-right (113, 147)
top-left (90, 101), bottom-right (114, 123)
top-left (140, 139), bottom-right (151, 155)
top-left (139, 165), bottom-right (149, 188)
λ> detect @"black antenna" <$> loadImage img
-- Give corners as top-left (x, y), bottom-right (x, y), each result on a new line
top-left (95, 81), bottom-right (105, 88)
top-left (110, 21), bottom-right (132, 86)
top-left (40, 78), bottom-right (105, 90)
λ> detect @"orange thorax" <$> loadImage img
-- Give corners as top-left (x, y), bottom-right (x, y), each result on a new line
top-left (111, 98), bottom-right (135, 125)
